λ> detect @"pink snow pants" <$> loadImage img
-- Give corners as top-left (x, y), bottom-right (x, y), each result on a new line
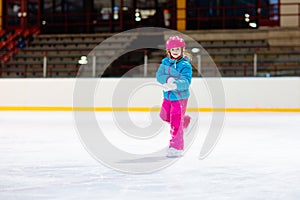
top-left (159, 98), bottom-right (189, 150)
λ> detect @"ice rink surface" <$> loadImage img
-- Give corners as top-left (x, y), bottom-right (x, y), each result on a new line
top-left (1, 111), bottom-right (300, 200)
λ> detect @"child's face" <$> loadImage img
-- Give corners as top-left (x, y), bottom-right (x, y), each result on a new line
top-left (169, 47), bottom-right (182, 59)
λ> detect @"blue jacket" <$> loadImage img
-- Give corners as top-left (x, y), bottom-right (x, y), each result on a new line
top-left (156, 56), bottom-right (192, 101)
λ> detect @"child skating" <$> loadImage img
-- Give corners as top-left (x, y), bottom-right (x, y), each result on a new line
top-left (156, 36), bottom-right (193, 158)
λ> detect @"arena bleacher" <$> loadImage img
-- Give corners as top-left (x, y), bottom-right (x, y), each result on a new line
top-left (0, 27), bottom-right (299, 78)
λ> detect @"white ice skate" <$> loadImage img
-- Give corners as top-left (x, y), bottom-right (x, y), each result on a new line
top-left (166, 147), bottom-right (183, 158)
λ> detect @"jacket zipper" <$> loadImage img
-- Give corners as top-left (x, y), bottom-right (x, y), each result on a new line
top-left (167, 60), bottom-right (178, 100)
top-left (168, 66), bottom-right (171, 100)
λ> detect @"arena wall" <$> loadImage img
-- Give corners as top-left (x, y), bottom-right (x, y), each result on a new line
top-left (280, 0), bottom-right (300, 27)
top-left (0, 78), bottom-right (299, 112)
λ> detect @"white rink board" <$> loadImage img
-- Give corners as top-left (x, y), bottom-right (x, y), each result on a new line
top-left (0, 77), bottom-right (299, 109)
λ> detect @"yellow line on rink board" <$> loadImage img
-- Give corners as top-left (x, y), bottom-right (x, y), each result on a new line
top-left (0, 106), bottom-right (299, 112)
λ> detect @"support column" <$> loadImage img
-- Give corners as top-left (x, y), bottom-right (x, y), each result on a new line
top-left (176, 0), bottom-right (186, 30)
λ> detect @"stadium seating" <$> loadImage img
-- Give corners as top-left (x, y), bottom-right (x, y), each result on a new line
top-left (0, 27), bottom-right (299, 77)
top-left (146, 28), bottom-right (300, 77)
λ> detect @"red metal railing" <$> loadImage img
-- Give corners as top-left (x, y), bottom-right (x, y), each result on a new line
top-left (0, 29), bottom-right (22, 62)
top-left (0, 27), bottom-right (40, 63)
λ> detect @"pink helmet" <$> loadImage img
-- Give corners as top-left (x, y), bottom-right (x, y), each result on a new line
top-left (165, 36), bottom-right (186, 50)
